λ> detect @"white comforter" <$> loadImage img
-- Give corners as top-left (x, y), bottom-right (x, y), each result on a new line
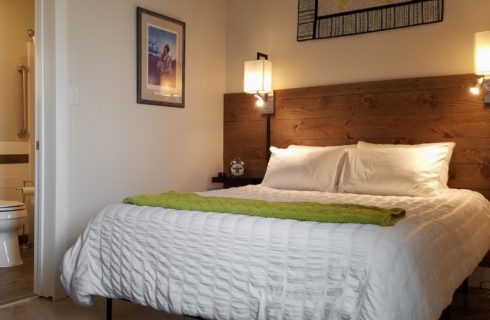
top-left (61, 186), bottom-right (490, 320)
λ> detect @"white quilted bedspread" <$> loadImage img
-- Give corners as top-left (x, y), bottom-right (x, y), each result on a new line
top-left (61, 186), bottom-right (490, 320)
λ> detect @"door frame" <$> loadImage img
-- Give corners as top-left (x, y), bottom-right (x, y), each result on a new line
top-left (34, 0), bottom-right (68, 299)
top-left (34, 0), bottom-right (46, 297)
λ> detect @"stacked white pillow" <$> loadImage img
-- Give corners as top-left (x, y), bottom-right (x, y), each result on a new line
top-left (261, 142), bottom-right (455, 197)
top-left (339, 141), bottom-right (455, 197)
top-left (261, 145), bottom-right (349, 192)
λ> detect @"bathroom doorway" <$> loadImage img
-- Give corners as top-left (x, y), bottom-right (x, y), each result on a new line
top-left (0, 0), bottom-right (36, 305)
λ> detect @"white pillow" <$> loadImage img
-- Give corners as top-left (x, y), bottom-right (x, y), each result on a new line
top-left (357, 141), bottom-right (455, 187)
top-left (339, 146), bottom-right (450, 197)
top-left (262, 146), bottom-right (347, 192)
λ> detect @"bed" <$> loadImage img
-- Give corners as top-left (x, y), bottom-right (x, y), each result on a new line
top-left (62, 74), bottom-right (490, 320)
top-left (61, 185), bottom-right (490, 320)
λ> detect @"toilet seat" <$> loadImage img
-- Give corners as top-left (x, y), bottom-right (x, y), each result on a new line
top-left (0, 200), bottom-right (25, 212)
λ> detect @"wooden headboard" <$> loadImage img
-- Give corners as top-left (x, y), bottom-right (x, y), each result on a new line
top-left (224, 74), bottom-right (490, 199)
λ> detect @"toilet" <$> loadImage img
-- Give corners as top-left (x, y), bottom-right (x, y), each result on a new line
top-left (0, 200), bottom-right (27, 267)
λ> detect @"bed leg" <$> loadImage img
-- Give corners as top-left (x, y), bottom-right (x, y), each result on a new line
top-left (106, 298), bottom-right (113, 320)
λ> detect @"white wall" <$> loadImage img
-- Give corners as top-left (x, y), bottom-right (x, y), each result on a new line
top-left (41, 0), bottom-right (225, 298)
top-left (225, 0), bottom-right (490, 93)
top-left (65, 0), bottom-right (225, 242)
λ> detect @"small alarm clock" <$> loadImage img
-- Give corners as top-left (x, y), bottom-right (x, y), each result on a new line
top-left (230, 158), bottom-right (245, 177)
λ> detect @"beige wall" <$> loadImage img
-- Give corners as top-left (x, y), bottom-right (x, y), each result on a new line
top-left (225, 0), bottom-right (490, 93)
top-left (65, 0), bottom-right (225, 241)
top-left (0, 0), bottom-right (35, 141)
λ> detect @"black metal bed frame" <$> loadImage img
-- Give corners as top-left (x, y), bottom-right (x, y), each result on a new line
top-left (105, 297), bottom-right (205, 320)
top-left (104, 279), bottom-right (469, 320)
top-left (106, 298), bottom-right (112, 320)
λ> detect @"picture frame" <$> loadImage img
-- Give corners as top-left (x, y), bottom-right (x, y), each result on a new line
top-left (297, 0), bottom-right (444, 41)
top-left (137, 7), bottom-right (185, 108)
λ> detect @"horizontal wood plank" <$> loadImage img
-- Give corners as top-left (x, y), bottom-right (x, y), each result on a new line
top-left (448, 163), bottom-right (490, 189)
top-left (224, 94), bottom-right (265, 122)
top-left (275, 88), bottom-right (483, 120)
top-left (224, 121), bottom-right (265, 145)
top-left (275, 74), bottom-right (478, 99)
top-left (271, 112), bottom-right (490, 141)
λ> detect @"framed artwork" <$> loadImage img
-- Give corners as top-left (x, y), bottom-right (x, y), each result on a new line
top-left (298, 0), bottom-right (444, 41)
top-left (137, 7), bottom-right (185, 108)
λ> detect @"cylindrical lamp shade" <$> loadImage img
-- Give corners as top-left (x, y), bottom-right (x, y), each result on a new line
top-left (475, 31), bottom-right (490, 75)
top-left (244, 60), bottom-right (272, 94)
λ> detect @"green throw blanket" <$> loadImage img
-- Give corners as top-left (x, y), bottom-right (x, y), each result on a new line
top-left (123, 192), bottom-right (405, 227)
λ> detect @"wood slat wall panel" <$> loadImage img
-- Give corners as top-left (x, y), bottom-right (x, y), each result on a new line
top-left (224, 121), bottom-right (266, 145)
top-left (223, 94), bottom-right (267, 176)
top-left (272, 113), bottom-right (490, 141)
top-left (275, 89), bottom-right (481, 120)
top-left (224, 94), bottom-right (265, 122)
top-left (448, 163), bottom-right (490, 189)
top-left (277, 74), bottom-right (477, 98)
top-left (223, 74), bottom-right (490, 200)
top-left (477, 190), bottom-right (490, 200)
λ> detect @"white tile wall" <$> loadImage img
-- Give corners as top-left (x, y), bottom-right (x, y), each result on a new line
top-left (0, 165), bottom-right (30, 202)
top-left (0, 142), bottom-right (29, 154)
top-left (0, 142), bottom-right (33, 239)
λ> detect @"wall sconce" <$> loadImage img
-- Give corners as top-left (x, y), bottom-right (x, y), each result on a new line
top-left (471, 31), bottom-right (490, 103)
top-left (244, 52), bottom-right (274, 114)
top-left (244, 52), bottom-right (274, 159)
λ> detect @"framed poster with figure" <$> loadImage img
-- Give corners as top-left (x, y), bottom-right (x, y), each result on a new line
top-left (137, 7), bottom-right (185, 108)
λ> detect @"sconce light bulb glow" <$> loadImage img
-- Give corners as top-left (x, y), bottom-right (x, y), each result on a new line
top-left (470, 86), bottom-right (481, 95)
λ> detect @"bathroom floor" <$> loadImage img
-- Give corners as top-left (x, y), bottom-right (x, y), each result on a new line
top-left (0, 247), bottom-right (34, 305)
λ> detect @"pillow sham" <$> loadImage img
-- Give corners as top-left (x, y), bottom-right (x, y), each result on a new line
top-left (262, 146), bottom-right (347, 192)
top-left (357, 141), bottom-right (455, 187)
top-left (339, 146), bottom-right (450, 197)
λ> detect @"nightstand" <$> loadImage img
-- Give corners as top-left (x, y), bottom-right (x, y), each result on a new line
top-left (211, 176), bottom-right (262, 189)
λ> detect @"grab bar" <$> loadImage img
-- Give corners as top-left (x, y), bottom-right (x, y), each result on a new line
top-left (17, 64), bottom-right (28, 138)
